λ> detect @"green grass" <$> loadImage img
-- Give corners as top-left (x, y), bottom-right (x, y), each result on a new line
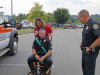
top-left (17, 27), bottom-right (61, 34)
top-left (51, 27), bottom-right (64, 29)
top-left (17, 29), bottom-right (34, 34)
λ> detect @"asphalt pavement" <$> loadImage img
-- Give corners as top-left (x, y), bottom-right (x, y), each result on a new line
top-left (0, 28), bottom-right (100, 75)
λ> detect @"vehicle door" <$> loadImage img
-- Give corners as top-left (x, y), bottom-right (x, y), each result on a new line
top-left (0, 16), bottom-right (11, 50)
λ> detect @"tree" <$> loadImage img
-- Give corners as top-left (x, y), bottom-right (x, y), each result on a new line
top-left (53, 8), bottom-right (70, 24)
top-left (47, 13), bottom-right (56, 23)
top-left (15, 13), bottom-right (27, 23)
top-left (27, 2), bottom-right (48, 22)
top-left (0, 12), bottom-right (4, 16)
top-left (12, 14), bottom-right (16, 19)
top-left (67, 18), bottom-right (72, 24)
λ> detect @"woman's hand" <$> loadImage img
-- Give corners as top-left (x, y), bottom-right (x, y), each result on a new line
top-left (34, 32), bottom-right (38, 36)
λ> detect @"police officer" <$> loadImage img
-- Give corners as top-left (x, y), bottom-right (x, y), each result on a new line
top-left (78, 9), bottom-right (100, 75)
top-left (27, 29), bottom-right (53, 75)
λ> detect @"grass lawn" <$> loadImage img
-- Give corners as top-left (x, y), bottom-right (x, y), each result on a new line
top-left (17, 27), bottom-right (61, 34)
top-left (17, 29), bottom-right (34, 34)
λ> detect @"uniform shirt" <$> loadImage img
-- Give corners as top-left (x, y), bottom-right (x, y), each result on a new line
top-left (34, 25), bottom-right (52, 39)
top-left (82, 18), bottom-right (100, 47)
top-left (32, 37), bottom-right (52, 52)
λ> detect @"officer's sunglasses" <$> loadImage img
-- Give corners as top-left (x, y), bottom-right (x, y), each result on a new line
top-left (36, 18), bottom-right (41, 21)
top-left (39, 29), bottom-right (45, 31)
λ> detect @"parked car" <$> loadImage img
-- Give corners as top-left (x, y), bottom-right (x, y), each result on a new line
top-left (29, 23), bottom-right (34, 29)
top-left (16, 23), bottom-right (22, 29)
top-left (77, 25), bottom-right (84, 28)
top-left (63, 24), bottom-right (77, 29)
top-left (21, 23), bottom-right (29, 29)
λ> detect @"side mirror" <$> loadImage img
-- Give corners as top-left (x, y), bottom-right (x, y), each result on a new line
top-left (11, 19), bottom-right (16, 27)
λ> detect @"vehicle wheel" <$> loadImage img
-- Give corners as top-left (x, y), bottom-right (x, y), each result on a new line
top-left (10, 37), bottom-right (18, 55)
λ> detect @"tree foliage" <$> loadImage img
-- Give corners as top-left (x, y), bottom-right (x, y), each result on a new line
top-left (27, 2), bottom-right (49, 22)
top-left (13, 13), bottom-right (27, 23)
top-left (0, 12), bottom-right (4, 16)
top-left (53, 8), bottom-right (70, 24)
top-left (46, 13), bottom-right (56, 23)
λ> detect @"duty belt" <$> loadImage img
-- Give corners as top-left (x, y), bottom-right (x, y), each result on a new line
top-left (81, 46), bottom-right (100, 52)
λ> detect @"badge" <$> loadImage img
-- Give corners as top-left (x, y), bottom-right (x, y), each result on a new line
top-left (44, 39), bottom-right (46, 42)
top-left (51, 46), bottom-right (52, 48)
top-left (93, 24), bottom-right (99, 29)
top-left (86, 26), bottom-right (89, 30)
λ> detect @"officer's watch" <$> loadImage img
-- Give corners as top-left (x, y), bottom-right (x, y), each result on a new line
top-left (34, 53), bottom-right (37, 56)
top-left (89, 46), bottom-right (92, 50)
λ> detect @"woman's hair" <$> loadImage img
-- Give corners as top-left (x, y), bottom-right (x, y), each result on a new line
top-left (33, 17), bottom-right (46, 29)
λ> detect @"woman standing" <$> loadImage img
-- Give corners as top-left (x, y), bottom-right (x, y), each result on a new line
top-left (33, 17), bottom-right (53, 38)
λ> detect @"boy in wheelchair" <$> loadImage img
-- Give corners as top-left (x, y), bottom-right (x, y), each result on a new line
top-left (27, 29), bottom-right (53, 75)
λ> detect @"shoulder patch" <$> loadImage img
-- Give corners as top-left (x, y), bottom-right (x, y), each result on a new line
top-left (93, 24), bottom-right (99, 29)
top-left (86, 26), bottom-right (89, 30)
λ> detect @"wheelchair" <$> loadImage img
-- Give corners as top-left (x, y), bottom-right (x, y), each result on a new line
top-left (28, 60), bottom-right (51, 75)
top-left (28, 36), bottom-right (52, 75)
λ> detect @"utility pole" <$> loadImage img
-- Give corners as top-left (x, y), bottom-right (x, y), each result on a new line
top-left (11, 0), bottom-right (13, 18)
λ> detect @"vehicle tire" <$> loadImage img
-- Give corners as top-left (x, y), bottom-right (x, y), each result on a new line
top-left (10, 37), bottom-right (18, 55)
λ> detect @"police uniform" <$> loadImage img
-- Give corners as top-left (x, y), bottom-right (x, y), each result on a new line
top-left (82, 18), bottom-right (100, 75)
top-left (27, 37), bottom-right (53, 74)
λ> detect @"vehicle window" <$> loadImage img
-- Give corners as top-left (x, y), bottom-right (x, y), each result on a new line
top-left (11, 20), bottom-right (15, 25)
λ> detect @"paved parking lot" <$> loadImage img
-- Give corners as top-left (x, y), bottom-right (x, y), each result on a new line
top-left (0, 28), bottom-right (100, 75)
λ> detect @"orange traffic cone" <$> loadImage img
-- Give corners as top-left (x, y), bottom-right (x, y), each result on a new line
top-left (63, 29), bottom-right (64, 31)
top-left (54, 28), bottom-right (55, 31)
top-left (75, 29), bottom-right (77, 32)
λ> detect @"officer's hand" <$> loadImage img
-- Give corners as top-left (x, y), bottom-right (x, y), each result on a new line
top-left (39, 56), bottom-right (45, 62)
top-left (85, 47), bottom-right (91, 53)
top-left (35, 55), bottom-right (40, 60)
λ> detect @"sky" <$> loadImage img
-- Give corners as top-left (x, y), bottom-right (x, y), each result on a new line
top-left (0, 0), bottom-right (100, 16)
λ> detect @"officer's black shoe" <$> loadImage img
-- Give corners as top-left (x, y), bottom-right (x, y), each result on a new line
top-left (39, 67), bottom-right (43, 72)
top-left (29, 63), bottom-right (36, 72)
top-left (32, 70), bottom-right (37, 75)
top-left (39, 64), bottom-right (50, 75)
top-left (40, 72), bottom-right (45, 75)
